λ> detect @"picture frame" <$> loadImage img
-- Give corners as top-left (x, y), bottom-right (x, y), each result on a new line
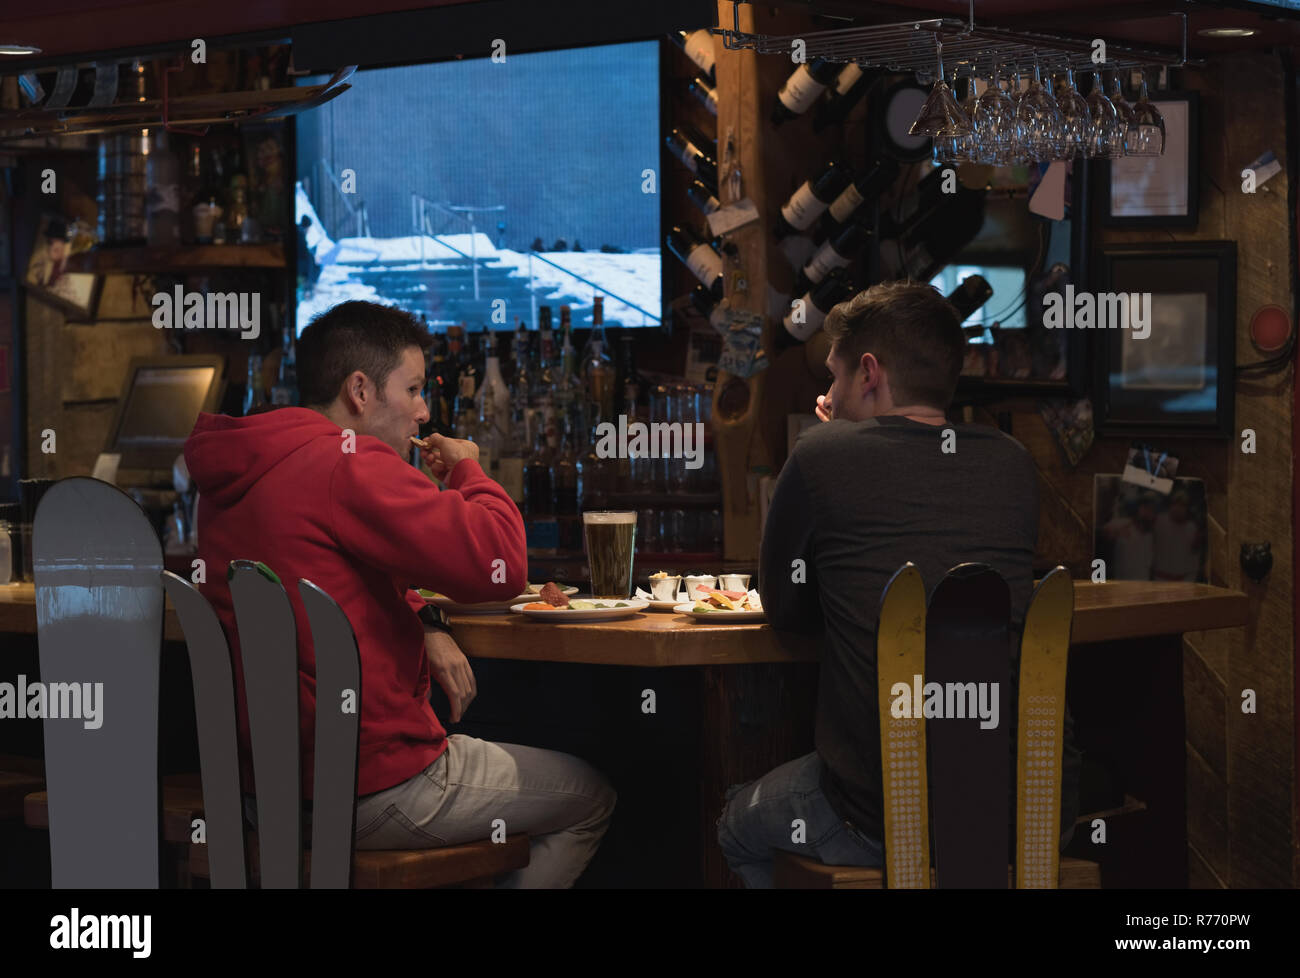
top-left (1092, 474), bottom-right (1208, 582)
top-left (24, 213), bottom-right (101, 320)
top-left (1099, 90), bottom-right (1199, 228)
top-left (1091, 241), bottom-right (1236, 438)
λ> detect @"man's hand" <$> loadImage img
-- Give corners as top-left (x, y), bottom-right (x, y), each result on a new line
top-left (421, 432), bottom-right (480, 481)
top-left (815, 389), bottom-right (834, 422)
top-left (425, 630), bottom-right (477, 723)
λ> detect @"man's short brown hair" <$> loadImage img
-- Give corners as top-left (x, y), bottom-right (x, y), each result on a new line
top-left (297, 301), bottom-right (433, 408)
top-left (823, 280), bottom-right (967, 411)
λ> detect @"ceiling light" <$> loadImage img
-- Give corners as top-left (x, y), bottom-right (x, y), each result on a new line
top-left (0, 42), bottom-right (42, 55)
top-left (1197, 27), bottom-right (1256, 38)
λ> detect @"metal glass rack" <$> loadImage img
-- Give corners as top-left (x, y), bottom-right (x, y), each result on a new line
top-left (712, 1), bottom-right (1198, 75)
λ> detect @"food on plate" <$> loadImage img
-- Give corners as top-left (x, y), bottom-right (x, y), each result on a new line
top-left (691, 587), bottom-right (761, 613)
top-left (522, 602), bottom-right (555, 611)
top-left (538, 581), bottom-right (570, 607)
top-left (566, 600), bottom-right (629, 610)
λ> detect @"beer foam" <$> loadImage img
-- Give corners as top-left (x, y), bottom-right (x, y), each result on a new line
top-left (582, 511), bottom-right (637, 524)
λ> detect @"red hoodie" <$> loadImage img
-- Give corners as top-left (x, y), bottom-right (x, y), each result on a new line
top-left (184, 407), bottom-right (527, 797)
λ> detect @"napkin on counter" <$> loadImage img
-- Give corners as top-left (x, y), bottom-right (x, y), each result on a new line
top-left (746, 589), bottom-right (764, 612)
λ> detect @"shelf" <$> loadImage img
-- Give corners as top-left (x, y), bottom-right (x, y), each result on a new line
top-left (65, 243), bottom-right (286, 274)
top-left (605, 491), bottom-right (722, 508)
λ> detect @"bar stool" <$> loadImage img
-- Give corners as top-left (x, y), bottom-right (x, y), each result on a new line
top-left (772, 562), bottom-right (1101, 889)
top-left (163, 561), bottom-right (528, 888)
top-left (20, 477), bottom-right (166, 886)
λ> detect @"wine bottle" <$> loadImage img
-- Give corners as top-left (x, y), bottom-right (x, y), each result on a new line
top-left (812, 63), bottom-right (871, 132)
top-left (816, 157), bottom-right (899, 242)
top-left (771, 58), bottom-right (840, 126)
top-left (792, 220), bottom-right (871, 298)
top-left (947, 275), bottom-right (993, 323)
top-left (243, 353), bottom-right (269, 415)
top-left (687, 178), bottom-right (722, 217)
top-left (773, 160), bottom-right (851, 240)
top-left (688, 75), bottom-right (718, 116)
top-left (666, 127), bottom-right (718, 188)
top-left (777, 268), bottom-right (855, 352)
top-left (667, 225), bottom-right (724, 300)
top-left (670, 29), bottom-right (716, 85)
top-left (581, 297), bottom-right (616, 423)
top-left (879, 171), bottom-right (986, 281)
top-left (270, 317), bottom-right (298, 406)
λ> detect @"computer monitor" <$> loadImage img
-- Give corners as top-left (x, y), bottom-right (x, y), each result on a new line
top-left (104, 356), bottom-right (226, 473)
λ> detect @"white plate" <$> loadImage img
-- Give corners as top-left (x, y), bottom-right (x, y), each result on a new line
top-left (419, 584), bottom-right (578, 614)
top-left (646, 597), bottom-right (688, 611)
top-left (673, 603), bottom-right (766, 622)
top-left (511, 599), bottom-right (648, 622)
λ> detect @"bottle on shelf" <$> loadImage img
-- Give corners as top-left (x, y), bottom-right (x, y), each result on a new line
top-left (577, 411), bottom-right (608, 513)
top-left (666, 225), bottom-right (724, 301)
top-left (812, 63), bottom-right (871, 132)
top-left (553, 410), bottom-right (579, 518)
top-left (686, 178), bottom-right (722, 218)
top-left (771, 58), bottom-right (841, 126)
top-left (524, 412), bottom-right (554, 519)
top-left (687, 75), bottom-right (719, 116)
top-left (670, 29), bottom-right (716, 85)
top-left (815, 157), bottom-right (900, 243)
top-left (476, 349), bottom-right (511, 445)
top-left (947, 275), bottom-right (994, 323)
top-left (554, 305), bottom-right (578, 427)
top-left (270, 316), bottom-right (298, 406)
top-left (878, 168), bottom-right (986, 282)
top-left (618, 334), bottom-right (643, 422)
top-left (243, 353), bottom-right (268, 415)
top-left (497, 401), bottom-right (527, 506)
top-left (772, 159), bottom-right (852, 240)
top-left (581, 297), bottom-right (616, 423)
top-left (776, 267), bottom-right (856, 354)
top-left (666, 127), bottom-right (718, 191)
top-left (792, 220), bottom-right (872, 299)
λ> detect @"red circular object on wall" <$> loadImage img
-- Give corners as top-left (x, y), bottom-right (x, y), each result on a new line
top-left (1250, 305), bottom-right (1291, 353)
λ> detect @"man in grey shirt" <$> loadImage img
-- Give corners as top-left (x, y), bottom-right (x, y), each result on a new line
top-left (716, 280), bottom-right (1081, 887)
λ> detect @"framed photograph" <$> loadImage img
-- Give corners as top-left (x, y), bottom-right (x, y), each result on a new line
top-left (1092, 241), bottom-right (1236, 438)
top-left (1100, 90), bottom-right (1199, 228)
top-left (1093, 474), bottom-right (1208, 582)
top-left (24, 213), bottom-right (100, 319)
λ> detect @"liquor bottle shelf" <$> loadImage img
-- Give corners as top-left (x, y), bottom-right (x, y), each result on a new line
top-left (65, 243), bottom-right (286, 273)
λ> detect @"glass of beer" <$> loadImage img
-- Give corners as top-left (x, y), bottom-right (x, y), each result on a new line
top-left (583, 511), bottom-right (637, 599)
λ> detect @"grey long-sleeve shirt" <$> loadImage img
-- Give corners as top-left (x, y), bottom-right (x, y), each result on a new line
top-left (759, 415), bottom-right (1081, 847)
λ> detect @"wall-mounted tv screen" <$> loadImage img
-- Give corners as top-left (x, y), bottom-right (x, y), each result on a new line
top-left (294, 39), bottom-right (662, 334)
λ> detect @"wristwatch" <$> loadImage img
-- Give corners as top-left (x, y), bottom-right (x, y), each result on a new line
top-left (418, 603), bottom-right (453, 634)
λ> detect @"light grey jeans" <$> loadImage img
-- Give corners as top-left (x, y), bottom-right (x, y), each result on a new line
top-left (245, 734), bottom-right (616, 888)
top-left (353, 735), bottom-right (616, 886)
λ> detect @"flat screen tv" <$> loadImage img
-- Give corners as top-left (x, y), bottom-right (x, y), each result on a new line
top-left (294, 39), bottom-right (662, 334)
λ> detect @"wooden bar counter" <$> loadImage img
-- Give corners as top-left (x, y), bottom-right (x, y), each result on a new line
top-left (0, 580), bottom-right (1252, 887)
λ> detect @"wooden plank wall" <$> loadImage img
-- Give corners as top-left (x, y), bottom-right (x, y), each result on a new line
top-left (980, 54), bottom-right (1295, 888)
top-left (712, 3), bottom-right (1295, 888)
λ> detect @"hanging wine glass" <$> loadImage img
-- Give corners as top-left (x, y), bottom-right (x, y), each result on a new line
top-left (1108, 70), bottom-right (1139, 156)
top-left (1053, 66), bottom-right (1091, 159)
top-left (971, 56), bottom-right (1020, 165)
top-left (1015, 56), bottom-right (1066, 162)
top-left (948, 62), bottom-right (979, 163)
top-left (1084, 69), bottom-right (1124, 158)
top-left (1125, 71), bottom-right (1165, 157)
top-left (910, 39), bottom-right (973, 164)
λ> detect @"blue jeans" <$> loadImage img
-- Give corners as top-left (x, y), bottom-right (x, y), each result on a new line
top-left (716, 751), bottom-right (883, 888)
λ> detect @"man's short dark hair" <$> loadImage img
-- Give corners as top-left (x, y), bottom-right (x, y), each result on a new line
top-left (823, 280), bottom-right (967, 411)
top-left (296, 301), bottom-right (432, 408)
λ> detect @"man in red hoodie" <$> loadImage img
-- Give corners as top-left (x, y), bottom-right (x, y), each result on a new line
top-left (184, 300), bottom-right (615, 887)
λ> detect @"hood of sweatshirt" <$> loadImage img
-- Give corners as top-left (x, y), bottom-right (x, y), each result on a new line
top-left (184, 407), bottom-right (348, 506)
